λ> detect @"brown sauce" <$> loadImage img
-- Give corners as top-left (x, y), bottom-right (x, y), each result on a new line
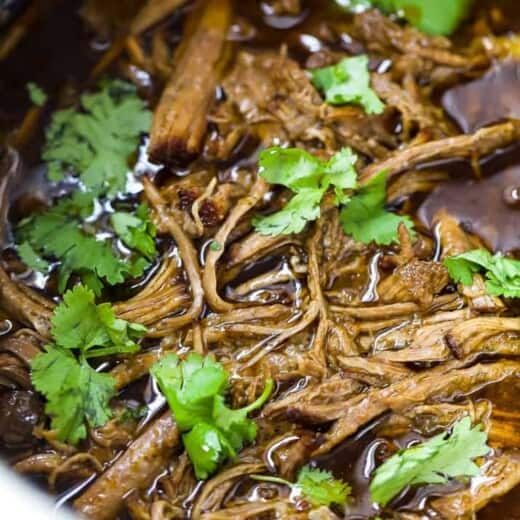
top-left (419, 152), bottom-right (520, 253)
top-left (443, 61), bottom-right (520, 134)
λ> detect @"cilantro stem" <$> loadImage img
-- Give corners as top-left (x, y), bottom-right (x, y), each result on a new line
top-left (84, 344), bottom-right (141, 359)
top-left (251, 474), bottom-right (293, 487)
top-left (241, 378), bottom-right (274, 414)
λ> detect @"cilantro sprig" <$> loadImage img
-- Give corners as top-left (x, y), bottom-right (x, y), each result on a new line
top-left (311, 55), bottom-right (384, 114)
top-left (252, 465), bottom-right (351, 508)
top-left (253, 146), bottom-right (414, 245)
top-left (445, 249), bottom-right (520, 298)
top-left (43, 80), bottom-right (151, 196)
top-left (151, 353), bottom-right (273, 479)
top-left (369, 417), bottom-right (490, 506)
top-left (30, 285), bottom-right (147, 444)
top-left (17, 195), bottom-right (156, 295)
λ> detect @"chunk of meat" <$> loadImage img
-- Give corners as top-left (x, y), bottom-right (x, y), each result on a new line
top-left (378, 259), bottom-right (449, 307)
top-left (361, 121), bottom-right (520, 182)
top-left (209, 50), bottom-right (324, 157)
top-left (0, 390), bottom-right (43, 447)
top-left (149, 0), bottom-right (232, 162)
top-left (302, 361), bottom-right (519, 452)
top-left (74, 412), bottom-right (180, 520)
top-left (353, 9), bottom-right (486, 69)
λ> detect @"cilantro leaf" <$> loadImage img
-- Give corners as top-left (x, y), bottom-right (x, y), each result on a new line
top-left (321, 147), bottom-right (358, 204)
top-left (151, 353), bottom-right (273, 479)
top-left (444, 249), bottom-right (520, 298)
top-left (253, 189), bottom-right (324, 236)
top-left (182, 422), bottom-right (236, 480)
top-left (26, 82), bottom-right (47, 107)
top-left (17, 241), bottom-right (50, 272)
top-left (259, 147), bottom-right (324, 191)
top-left (51, 284), bottom-right (146, 357)
top-left (369, 417), bottom-right (490, 506)
top-left (42, 80), bottom-right (151, 196)
top-left (311, 55), bottom-right (384, 114)
top-left (340, 170), bottom-right (415, 245)
top-left (253, 147), bottom-right (359, 236)
top-left (111, 203), bottom-right (157, 260)
top-left (150, 353), bottom-right (228, 431)
top-left (30, 285), bottom-right (146, 444)
top-left (31, 346), bottom-right (116, 444)
top-left (253, 465), bottom-right (351, 507)
top-left (295, 466), bottom-right (352, 507)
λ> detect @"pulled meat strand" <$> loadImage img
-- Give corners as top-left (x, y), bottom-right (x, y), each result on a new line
top-left (74, 412), bottom-right (180, 520)
top-left (148, 0), bottom-right (232, 162)
top-left (143, 177), bottom-right (204, 336)
top-left (361, 121), bottom-right (520, 182)
top-left (313, 361), bottom-right (519, 453)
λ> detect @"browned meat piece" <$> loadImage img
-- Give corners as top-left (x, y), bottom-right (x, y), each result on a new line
top-left (156, 171), bottom-right (248, 237)
top-left (0, 269), bottom-right (53, 337)
top-left (0, 390), bottom-right (43, 447)
top-left (336, 356), bottom-right (412, 387)
top-left (306, 361), bottom-right (519, 452)
top-left (192, 463), bottom-right (265, 518)
top-left (264, 374), bottom-right (364, 418)
top-left (371, 73), bottom-right (450, 139)
top-left (209, 50), bottom-right (324, 156)
top-left (74, 412), bottom-right (180, 520)
top-left (431, 453), bottom-right (520, 519)
top-left (446, 317), bottom-right (520, 359)
top-left (361, 121), bottom-right (520, 182)
top-left (378, 259), bottom-right (449, 307)
top-left (143, 178), bottom-right (204, 336)
top-left (324, 105), bottom-right (397, 159)
top-left (113, 255), bottom-right (189, 327)
top-left (0, 149), bottom-right (53, 336)
top-left (374, 317), bottom-right (465, 363)
top-left (433, 209), bottom-right (480, 257)
top-left (149, 0), bottom-right (232, 162)
top-left (353, 9), bottom-right (486, 69)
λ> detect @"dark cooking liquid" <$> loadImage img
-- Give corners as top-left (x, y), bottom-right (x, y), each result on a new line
top-left (419, 146), bottom-right (520, 253)
top-left (1, 1), bottom-right (520, 519)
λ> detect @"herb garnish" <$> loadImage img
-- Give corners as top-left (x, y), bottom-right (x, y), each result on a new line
top-left (311, 55), bottom-right (384, 114)
top-left (17, 194), bottom-right (156, 295)
top-left (369, 417), bottom-right (490, 506)
top-left (253, 465), bottom-right (351, 507)
top-left (42, 80), bottom-right (152, 196)
top-left (30, 285), bottom-right (147, 444)
top-left (445, 249), bottom-right (520, 298)
top-left (253, 146), bottom-right (414, 244)
top-left (151, 353), bottom-right (273, 479)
